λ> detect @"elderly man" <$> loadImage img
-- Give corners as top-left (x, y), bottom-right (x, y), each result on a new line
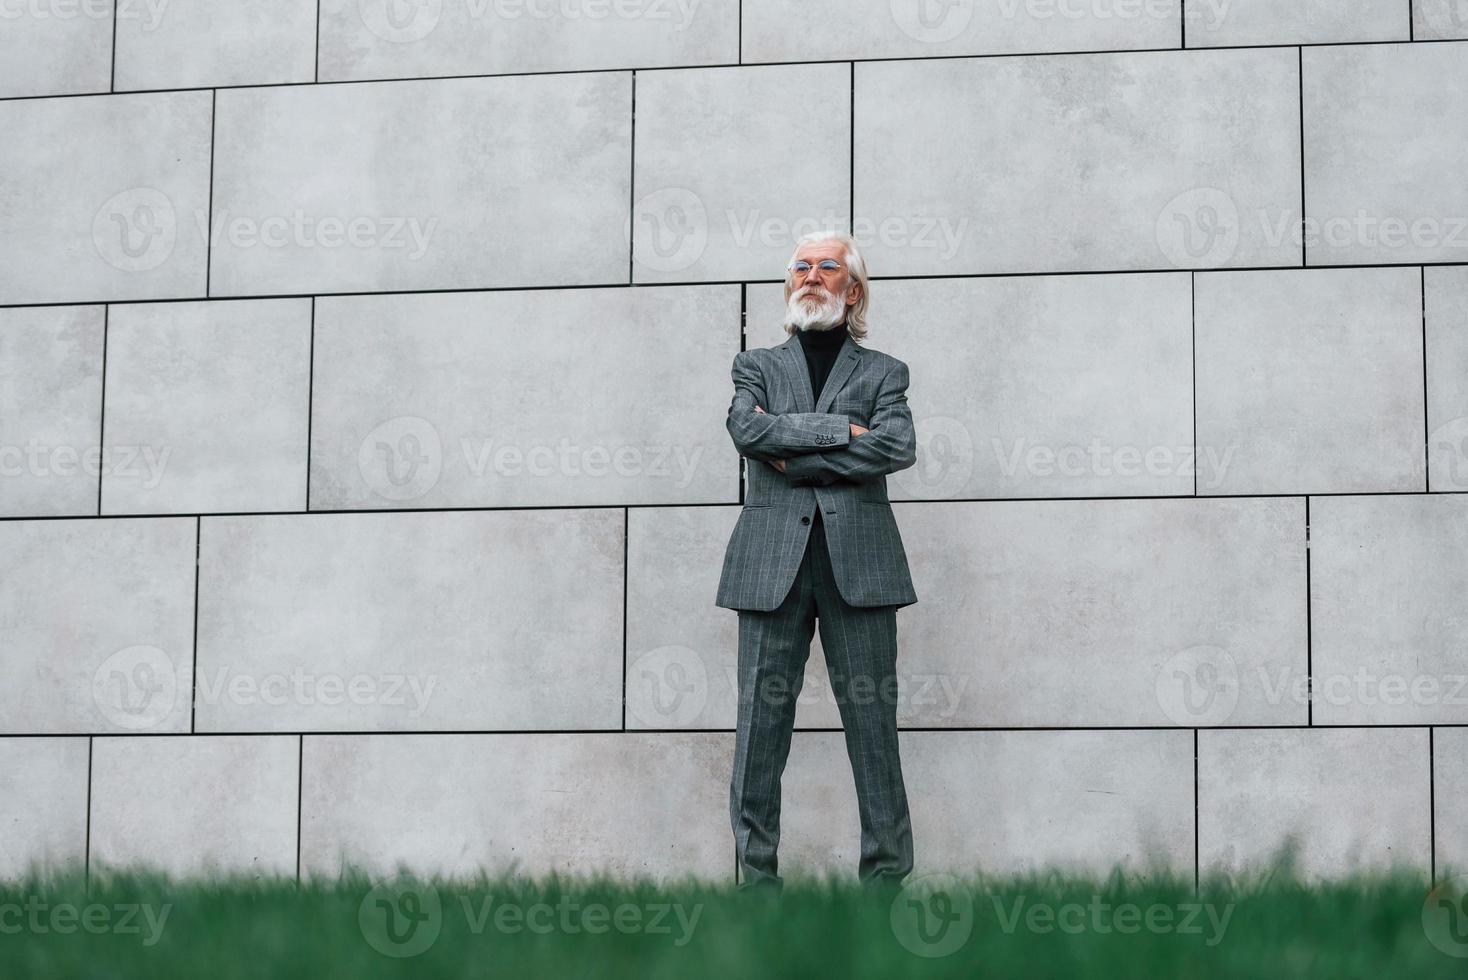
top-left (715, 230), bottom-right (919, 894)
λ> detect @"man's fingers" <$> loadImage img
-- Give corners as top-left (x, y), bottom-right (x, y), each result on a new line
top-left (754, 405), bottom-right (765, 413)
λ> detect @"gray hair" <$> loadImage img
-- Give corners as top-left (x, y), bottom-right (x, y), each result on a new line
top-left (782, 230), bottom-right (870, 342)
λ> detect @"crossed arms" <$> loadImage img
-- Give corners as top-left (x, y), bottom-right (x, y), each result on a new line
top-left (724, 350), bottom-right (918, 487)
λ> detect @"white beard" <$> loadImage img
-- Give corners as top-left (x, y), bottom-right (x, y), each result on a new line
top-left (784, 283), bottom-right (849, 332)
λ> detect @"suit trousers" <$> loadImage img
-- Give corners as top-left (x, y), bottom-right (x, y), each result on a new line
top-left (729, 511), bottom-right (914, 889)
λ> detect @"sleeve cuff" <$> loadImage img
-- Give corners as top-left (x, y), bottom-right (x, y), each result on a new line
top-left (783, 453), bottom-right (822, 485)
top-left (812, 415), bottom-right (849, 450)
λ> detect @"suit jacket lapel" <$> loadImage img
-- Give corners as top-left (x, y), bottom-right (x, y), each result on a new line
top-left (783, 329), bottom-right (862, 414)
top-left (781, 334), bottom-right (815, 413)
top-left (815, 333), bottom-right (861, 414)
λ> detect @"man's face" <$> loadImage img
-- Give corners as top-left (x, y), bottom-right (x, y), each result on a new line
top-left (785, 241), bottom-right (861, 331)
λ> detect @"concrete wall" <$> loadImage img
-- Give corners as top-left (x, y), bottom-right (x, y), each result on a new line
top-left (3, 0), bottom-right (1467, 885)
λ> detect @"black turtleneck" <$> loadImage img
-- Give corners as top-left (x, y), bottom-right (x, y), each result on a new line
top-left (796, 323), bottom-right (849, 406)
top-left (795, 324), bottom-right (850, 526)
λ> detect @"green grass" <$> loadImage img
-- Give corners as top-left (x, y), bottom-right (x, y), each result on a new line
top-left (3, 860), bottom-right (1466, 979)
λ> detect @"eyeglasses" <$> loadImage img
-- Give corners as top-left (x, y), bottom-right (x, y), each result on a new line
top-left (788, 259), bottom-right (844, 276)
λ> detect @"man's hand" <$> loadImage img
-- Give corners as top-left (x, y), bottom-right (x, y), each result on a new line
top-left (754, 404), bottom-right (861, 471)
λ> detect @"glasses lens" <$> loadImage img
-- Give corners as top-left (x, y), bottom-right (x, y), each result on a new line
top-left (791, 260), bottom-right (841, 274)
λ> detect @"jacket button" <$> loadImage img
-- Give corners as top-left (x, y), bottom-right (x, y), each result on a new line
top-left (800, 516), bottom-right (810, 525)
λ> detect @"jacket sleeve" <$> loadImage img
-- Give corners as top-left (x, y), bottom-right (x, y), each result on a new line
top-left (725, 350), bottom-right (852, 461)
top-left (781, 359), bottom-right (918, 485)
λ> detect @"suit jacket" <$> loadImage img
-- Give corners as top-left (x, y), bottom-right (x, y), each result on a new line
top-left (714, 330), bottom-right (919, 611)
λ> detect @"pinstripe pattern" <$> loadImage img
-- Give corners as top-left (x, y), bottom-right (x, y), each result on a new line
top-left (729, 515), bottom-right (914, 888)
top-left (717, 330), bottom-right (917, 888)
top-left (714, 331), bottom-right (920, 611)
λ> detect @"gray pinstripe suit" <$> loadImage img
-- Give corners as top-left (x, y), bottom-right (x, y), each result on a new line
top-left (715, 330), bottom-right (917, 889)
